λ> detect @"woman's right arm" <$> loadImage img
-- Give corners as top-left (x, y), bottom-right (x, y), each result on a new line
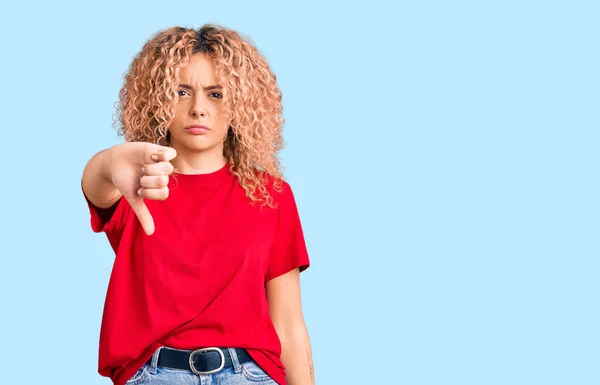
top-left (81, 147), bottom-right (123, 209)
top-left (81, 143), bottom-right (177, 235)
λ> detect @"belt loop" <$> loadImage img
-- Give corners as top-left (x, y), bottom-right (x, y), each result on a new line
top-left (227, 348), bottom-right (242, 373)
top-left (148, 346), bottom-right (163, 374)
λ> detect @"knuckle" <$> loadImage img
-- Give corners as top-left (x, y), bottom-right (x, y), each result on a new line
top-left (146, 164), bottom-right (159, 175)
top-left (144, 164), bottom-right (155, 175)
top-left (158, 188), bottom-right (169, 200)
top-left (158, 175), bottom-right (169, 187)
top-left (139, 176), bottom-right (149, 188)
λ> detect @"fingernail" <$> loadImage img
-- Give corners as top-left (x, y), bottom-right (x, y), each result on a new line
top-left (137, 188), bottom-right (142, 196)
top-left (151, 155), bottom-right (159, 161)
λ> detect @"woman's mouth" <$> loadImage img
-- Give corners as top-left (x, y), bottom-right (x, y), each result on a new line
top-left (185, 125), bottom-right (210, 135)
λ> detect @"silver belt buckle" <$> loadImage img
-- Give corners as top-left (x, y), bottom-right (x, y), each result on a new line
top-left (189, 347), bottom-right (225, 375)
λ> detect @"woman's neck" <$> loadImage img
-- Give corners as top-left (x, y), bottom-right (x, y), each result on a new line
top-left (171, 147), bottom-right (228, 175)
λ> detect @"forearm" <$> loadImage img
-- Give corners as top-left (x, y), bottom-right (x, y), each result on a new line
top-left (82, 148), bottom-right (121, 208)
top-left (280, 326), bottom-right (315, 385)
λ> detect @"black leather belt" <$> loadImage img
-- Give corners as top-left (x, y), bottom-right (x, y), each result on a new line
top-left (151, 347), bottom-right (252, 375)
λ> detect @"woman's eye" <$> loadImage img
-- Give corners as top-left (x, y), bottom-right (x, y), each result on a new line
top-left (177, 90), bottom-right (190, 96)
top-left (210, 92), bottom-right (223, 99)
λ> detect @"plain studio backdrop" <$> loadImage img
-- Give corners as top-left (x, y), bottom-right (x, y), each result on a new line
top-left (0, 1), bottom-right (598, 384)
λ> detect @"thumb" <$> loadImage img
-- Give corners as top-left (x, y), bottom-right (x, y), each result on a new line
top-left (128, 195), bottom-right (155, 236)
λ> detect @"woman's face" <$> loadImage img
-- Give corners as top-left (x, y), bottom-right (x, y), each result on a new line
top-left (168, 53), bottom-right (230, 156)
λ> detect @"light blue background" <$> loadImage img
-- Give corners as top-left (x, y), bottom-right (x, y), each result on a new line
top-left (0, 1), bottom-right (597, 384)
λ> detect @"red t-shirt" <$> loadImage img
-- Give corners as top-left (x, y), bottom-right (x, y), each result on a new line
top-left (83, 163), bottom-right (310, 385)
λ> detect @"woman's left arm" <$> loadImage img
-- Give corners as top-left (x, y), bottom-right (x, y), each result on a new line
top-left (266, 268), bottom-right (315, 385)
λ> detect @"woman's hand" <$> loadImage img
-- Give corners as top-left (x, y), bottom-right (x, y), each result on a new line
top-left (107, 142), bottom-right (177, 235)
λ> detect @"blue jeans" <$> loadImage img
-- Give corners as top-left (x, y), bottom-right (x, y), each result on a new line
top-left (125, 347), bottom-right (278, 385)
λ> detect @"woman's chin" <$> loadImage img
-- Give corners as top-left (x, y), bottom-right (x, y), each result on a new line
top-left (172, 141), bottom-right (221, 154)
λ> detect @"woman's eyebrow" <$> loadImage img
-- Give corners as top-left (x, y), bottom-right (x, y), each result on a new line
top-left (178, 83), bottom-right (223, 91)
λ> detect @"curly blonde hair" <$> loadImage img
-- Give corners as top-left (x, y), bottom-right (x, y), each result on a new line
top-left (113, 24), bottom-right (285, 207)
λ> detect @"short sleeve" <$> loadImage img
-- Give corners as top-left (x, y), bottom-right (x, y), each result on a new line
top-left (81, 182), bottom-right (130, 234)
top-left (265, 183), bottom-right (310, 281)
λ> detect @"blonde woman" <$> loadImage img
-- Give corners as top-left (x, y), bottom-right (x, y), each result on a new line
top-left (81, 25), bottom-right (313, 385)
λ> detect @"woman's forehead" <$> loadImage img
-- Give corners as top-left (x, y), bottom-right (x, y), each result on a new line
top-left (178, 54), bottom-right (218, 86)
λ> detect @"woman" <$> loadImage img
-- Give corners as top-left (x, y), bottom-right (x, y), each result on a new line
top-left (81, 24), bottom-right (313, 385)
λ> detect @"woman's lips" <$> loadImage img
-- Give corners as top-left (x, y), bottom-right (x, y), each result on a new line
top-left (185, 126), bottom-right (209, 135)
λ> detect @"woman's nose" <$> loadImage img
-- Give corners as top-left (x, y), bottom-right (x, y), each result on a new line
top-left (189, 98), bottom-right (207, 117)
